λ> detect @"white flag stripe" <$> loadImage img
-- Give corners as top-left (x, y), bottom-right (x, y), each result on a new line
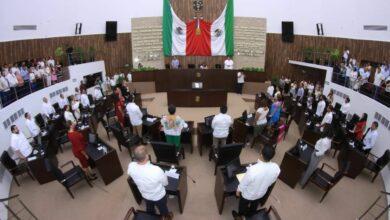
top-left (171, 7), bottom-right (186, 56)
top-left (211, 5), bottom-right (227, 56)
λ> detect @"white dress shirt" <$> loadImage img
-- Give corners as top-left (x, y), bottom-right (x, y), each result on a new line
top-left (94, 88), bottom-right (103, 100)
top-left (5, 73), bottom-right (17, 87)
top-left (363, 129), bottom-right (378, 150)
top-left (340, 102), bottom-right (351, 115)
top-left (72, 101), bottom-right (81, 119)
top-left (316, 100), bottom-right (326, 117)
top-left (25, 119), bottom-right (40, 137)
top-left (58, 97), bottom-right (69, 109)
top-left (211, 113), bottom-right (232, 138)
top-left (314, 137), bottom-right (332, 156)
top-left (80, 94), bottom-right (90, 108)
top-left (127, 161), bottom-right (168, 201)
top-left (10, 133), bottom-right (33, 158)
top-left (321, 112), bottom-right (333, 125)
top-left (256, 107), bottom-right (269, 125)
top-left (126, 102), bottom-right (143, 126)
top-left (267, 86), bottom-right (274, 97)
top-left (237, 72), bottom-right (245, 83)
top-left (64, 111), bottom-right (76, 123)
top-left (0, 76), bottom-right (10, 91)
top-left (238, 160), bottom-right (280, 200)
top-left (42, 102), bottom-right (56, 117)
top-left (224, 59), bottom-right (234, 70)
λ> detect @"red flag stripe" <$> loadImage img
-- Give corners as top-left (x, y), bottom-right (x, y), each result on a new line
top-left (186, 20), bottom-right (211, 56)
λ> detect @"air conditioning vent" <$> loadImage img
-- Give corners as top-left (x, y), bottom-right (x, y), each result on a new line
top-left (13, 25), bottom-right (37, 31)
top-left (363, 25), bottom-right (387, 31)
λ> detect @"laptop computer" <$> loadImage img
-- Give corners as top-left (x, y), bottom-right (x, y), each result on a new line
top-left (88, 133), bottom-right (97, 144)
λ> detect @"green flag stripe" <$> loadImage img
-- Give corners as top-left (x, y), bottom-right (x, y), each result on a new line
top-left (224, 0), bottom-right (234, 56)
top-left (163, 0), bottom-right (172, 56)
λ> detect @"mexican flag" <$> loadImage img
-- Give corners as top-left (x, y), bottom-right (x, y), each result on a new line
top-left (163, 0), bottom-right (234, 56)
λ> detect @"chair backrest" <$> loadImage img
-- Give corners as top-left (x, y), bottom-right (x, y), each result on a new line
top-left (376, 149), bottom-right (390, 168)
top-left (217, 143), bottom-right (243, 166)
top-left (35, 113), bottom-right (46, 128)
top-left (52, 103), bottom-right (60, 113)
top-left (150, 141), bottom-right (178, 164)
top-left (330, 171), bottom-right (344, 186)
top-left (111, 125), bottom-right (127, 145)
top-left (233, 119), bottom-right (247, 143)
top-left (0, 151), bottom-right (17, 172)
top-left (44, 158), bottom-right (66, 184)
top-left (88, 94), bottom-right (94, 104)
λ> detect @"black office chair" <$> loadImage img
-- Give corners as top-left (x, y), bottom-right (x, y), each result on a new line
top-left (215, 64), bottom-right (222, 69)
top-left (45, 159), bottom-right (92, 199)
top-left (34, 113), bottom-right (46, 129)
top-left (56, 130), bottom-right (70, 153)
top-left (187, 64), bottom-right (195, 69)
top-left (214, 143), bottom-right (243, 175)
top-left (110, 123), bottom-right (140, 156)
top-left (0, 151), bottom-right (35, 186)
top-left (303, 163), bottom-right (344, 203)
top-left (165, 64), bottom-right (170, 69)
top-left (365, 150), bottom-right (390, 182)
top-left (88, 94), bottom-right (95, 105)
top-left (124, 207), bottom-right (161, 220)
top-left (52, 103), bottom-right (60, 114)
top-left (151, 141), bottom-right (180, 165)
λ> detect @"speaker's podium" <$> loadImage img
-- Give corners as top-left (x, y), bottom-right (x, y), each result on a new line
top-left (167, 82), bottom-right (227, 107)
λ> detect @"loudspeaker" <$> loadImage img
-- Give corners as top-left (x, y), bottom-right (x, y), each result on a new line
top-left (282, 21), bottom-right (294, 43)
top-left (316, 23), bottom-right (324, 36)
top-left (105, 21), bottom-right (117, 41)
top-left (75, 23), bottom-right (82, 35)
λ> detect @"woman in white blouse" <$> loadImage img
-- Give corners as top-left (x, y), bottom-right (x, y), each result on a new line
top-left (70, 96), bottom-right (81, 120)
top-left (64, 105), bottom-right (76, 124)
top-left (300, 128), bottom-right (333, 186)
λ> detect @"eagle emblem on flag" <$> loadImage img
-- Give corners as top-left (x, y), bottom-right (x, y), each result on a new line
top-left (214, 29), bottom-right (223, 37)
top-left (175, 27), bottom-right (183, 35)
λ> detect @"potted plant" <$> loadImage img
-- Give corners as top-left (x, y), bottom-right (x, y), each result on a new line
top-left (303, 47), bottom-right (313, 63)
top-left (330, 49), bottom-right (340, 66)
top-left (75, 47), bottom-right (84, 64)
top-left (54, 46), bottom-right (64, 63)
top-left (88, 46), bottom-right (96, 62)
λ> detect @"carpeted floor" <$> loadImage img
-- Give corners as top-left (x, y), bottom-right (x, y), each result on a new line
top-left (9, 93), bottom-right (387, 220)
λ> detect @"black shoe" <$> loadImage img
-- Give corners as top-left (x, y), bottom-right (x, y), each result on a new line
top-left (232, 210), bottom-right (239, 218)
top-left (88, 176), bottom-right (98, 181)
top-left (91, 173), bottom-right (97, 177)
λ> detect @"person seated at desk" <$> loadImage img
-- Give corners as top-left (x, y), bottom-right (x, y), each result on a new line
top-left (127, 145), bottom-right (173, 219)
top-left (64, 105), bottom-right (77, 124)
top-left (80, 90), bottom-right (90, 109)
top-left (359, 121), bottom-right (379, 154)
top-left (250, 102), bottom-right (269, 148)
top-left (161, 105), bottom-right (188, 152)
top-left (212, 105), bottom-right (233, 153)
top-left (41, 97), bottom-right (56, 119)
top-left (67, 121), bottom-right (96, 180)
top-left (300, 128), bottom-right (333, 186)
top-left (266, 84), bottom-right (274, 97)
top-left (232, 146), bottom-right (280, 218)
top-left (24, 112), bottom-right (41, 145)
top-left (10, 125), bottom-right (33, 161)
top-left (353, 113), bottom-right (367, 141)
top-left (58, 93), bottom-right (69, 111)
top-left (126, 95), bottom-right (143, 143)
top-left (319, 105), bottom-right (333, 131)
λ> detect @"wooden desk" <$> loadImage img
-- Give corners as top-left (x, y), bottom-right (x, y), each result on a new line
top-left (197, 122), bottom-right (233, 156)
top-left (28, 156), bottom-right (55, 184)
top-left (167, 90), bottom-right (227, 107)
top-left (86, 139), bottom-right (123, 185)
top-left (301, 127), bottom-right (321, 146)
top-left (142, 117), bottom-right (161, 141)
top-left (279, 140), bottom-right (314, 188)
top-left (128, 164), bottom-right (188, 214)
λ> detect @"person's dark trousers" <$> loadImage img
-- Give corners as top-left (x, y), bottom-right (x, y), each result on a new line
top-left (145, 195), bottom-right (169, 215)
top-left (236, 83), bottom-right (244, 94)
top-left (238, 196), bottom-right (261, 216)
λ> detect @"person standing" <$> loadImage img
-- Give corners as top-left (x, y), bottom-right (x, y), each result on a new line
top-left (315, 95), bottom-right (326, 119)
top-left (24, 112), bottom-right (41, 145)
top-left (126, 95), bottom-right (143, 142)
top-left (64, 105), bottom-right (77, 124)
top-left (353, 113), bottom-right (367, 141)
top-left (236, 71), bottom-right (245, 94)
top-left (232, 146), bottom-right (280, 218)
top-left (211, 106), bottom-right (233, 152)
top-left (67, 121), bottom-right (96, 180)
top-left (319, 105), bottom-right (333, 131)
top-left (114, 87), bottom-right (125, 127)
top-left (127, 145), bottom-right (173, 218)
top-left (224, 57), bottom-right (234, 70)
top-left (58, 93), bottom-right (69, 110)
top-left (269, 95), bottom-right (283, 126)
top-left (340, 97), bottom-right (351, 116)
top-left (41, 97), bottom-right (56, 119)
top-left (250, 103), bottom-right (269, 148)
top-left (300, 128), bottom-right (333, 186)
top-left (10, 125), bottom-right (33, 161)
top-left (360, 121), bottom-right (379, 154)
top-left (161, 105), bottom-right (188, 152)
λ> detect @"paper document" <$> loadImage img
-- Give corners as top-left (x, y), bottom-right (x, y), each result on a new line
top-left (236, 173), bottom-right (246, 182)
top-left (165, 170), bottom-right (180, 179)
top-left (147, 117), bottom-right (157, 122)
